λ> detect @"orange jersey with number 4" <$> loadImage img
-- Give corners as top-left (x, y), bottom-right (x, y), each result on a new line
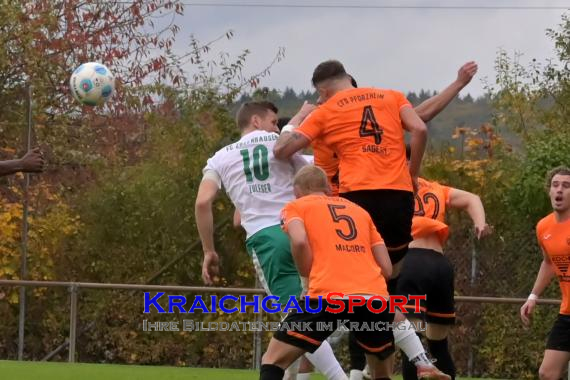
top-left (281, 194), bottom-right (388, 298)
top-left (537, 213), bottom-right (570, 315)
top-left (297, 88), bottom-right (412, 194)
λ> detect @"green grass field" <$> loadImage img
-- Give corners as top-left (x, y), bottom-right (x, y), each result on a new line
top-left (0, 360), bottom-right (500, 380)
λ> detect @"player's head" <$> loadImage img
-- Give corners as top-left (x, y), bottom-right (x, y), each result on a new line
top-left (236, 101), bottom-right (279, 133)
top-left (316, 75), bottom-right (357, 105)
top-left (277, 117), bottom-right (291, 133)
top-left (311, 60), bottom-right (353, 103)
top-left (546, 166), bottom-right (570, 213)
top-left (293, 165), bottom-right (331, 197)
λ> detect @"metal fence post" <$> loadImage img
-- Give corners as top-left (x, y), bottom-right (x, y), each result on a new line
top-left (17, 84), bottom-right (34, 361)
top-left (253, 277), bottom-right (262, 370)
top-left (68, 284), bottom-right (79, 363)
top-left (467, 236), bottom-right (478, 377)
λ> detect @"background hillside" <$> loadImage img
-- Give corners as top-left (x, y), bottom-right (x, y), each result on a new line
top-left (235, 87), bottom-right (520, 152)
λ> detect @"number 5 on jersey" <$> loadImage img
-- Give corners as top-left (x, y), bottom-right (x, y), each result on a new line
top-left (328, 204), bottom-right (357, 241)
top-left (240, 145), bottom-right (270, 182)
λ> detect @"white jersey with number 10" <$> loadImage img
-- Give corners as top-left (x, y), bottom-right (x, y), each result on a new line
top-left (203, 130), bottom-right (308, 238)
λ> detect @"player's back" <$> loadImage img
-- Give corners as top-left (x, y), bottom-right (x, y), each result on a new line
top-left (414, 178), bottom-right (452, 223)
top-left (299, 87), bottom-right (411, 193)
top-left (205, 130), bottom-right (300, 238)
top-left (282, 194), bottom-right (388, 297)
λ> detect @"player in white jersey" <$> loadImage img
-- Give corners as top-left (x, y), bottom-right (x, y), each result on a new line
top-left (195, 101), bottom-right (347, 380)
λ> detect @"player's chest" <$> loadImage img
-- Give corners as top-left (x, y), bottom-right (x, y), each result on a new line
top-left (542, 225), bottom-right (570, 259)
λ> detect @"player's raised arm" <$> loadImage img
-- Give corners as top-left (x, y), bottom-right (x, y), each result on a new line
top-left (400, 107), bottom-right (427, 183)
top-left (195, 177), bottom-right (221, 285)
top-left (448, 188), bottom-right (491, 239)
top-left (273, 101), bottom-right (315, 159)
top-left (414, 61), bottom-right (478, 122)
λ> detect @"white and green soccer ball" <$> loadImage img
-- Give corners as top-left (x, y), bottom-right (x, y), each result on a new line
top-left (69, 62), bottom-right (115, 106)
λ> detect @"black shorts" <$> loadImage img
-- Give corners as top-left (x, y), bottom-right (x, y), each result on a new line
top-left (341, 189), bottom-right (414, 263)
top-left (396, 248), bottom-right (455, 325)
top-left (274, 299), bottom-right (396, 360)
top-left (546, 314), bottom-right (570, 352)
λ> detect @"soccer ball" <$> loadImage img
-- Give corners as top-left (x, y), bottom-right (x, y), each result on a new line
top-left (69, 62), bottom-right (115, 106)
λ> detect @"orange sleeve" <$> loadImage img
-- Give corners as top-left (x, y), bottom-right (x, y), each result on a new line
top-left (369, 216), bottom-right (385, 247)
top-left (281, 202), bottom-right (303, 233)
top-left (394, 90), bottom-right (412, 111)
top-left (296, 109), bottom-right (324, 142)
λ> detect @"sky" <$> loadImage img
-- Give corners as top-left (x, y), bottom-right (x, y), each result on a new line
top-left (166, 0), bottom-right (570, 98)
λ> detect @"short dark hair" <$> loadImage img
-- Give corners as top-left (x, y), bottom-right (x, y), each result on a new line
top-left (277, 117), bottom-right (291, 132)
top-left (312, 60), bottom-right (349, 87)
top-left (546, 166), bottom-right (570, 190)
top-left (236, 101), bottom-right (278, 130)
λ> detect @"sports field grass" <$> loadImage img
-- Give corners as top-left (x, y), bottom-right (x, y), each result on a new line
top-left (0, 360), bottom-right (501, 380)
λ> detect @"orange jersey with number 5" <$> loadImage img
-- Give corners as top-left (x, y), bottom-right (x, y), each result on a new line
top-left (296, 87), bottom-right (412, 194)
top-left (281, 194), bottom-right (388, 298)
top-left (537, 213), bottom-right (570, 315)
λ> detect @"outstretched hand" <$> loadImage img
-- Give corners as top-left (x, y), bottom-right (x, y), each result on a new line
top-left (457, 61), bottom-right (478, 87)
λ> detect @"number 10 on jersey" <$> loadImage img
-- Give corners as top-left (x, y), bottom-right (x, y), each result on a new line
top-left (240, 145), bottom-right (270, 182)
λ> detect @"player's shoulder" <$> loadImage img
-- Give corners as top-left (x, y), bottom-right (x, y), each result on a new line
top-left (537, 212), bottom-right (556, 232)
top-left (418, 177), bottom-right (439, 191)
top-left (330, 196), bottom-right (368, 215)
top-left (373, 87), bottom-right (405, 96)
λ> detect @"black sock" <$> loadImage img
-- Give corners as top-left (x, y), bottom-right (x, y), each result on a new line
top-left (427, 338), bottom-right (456, 380)
top-left (349, 332), bottom-right (366, 370)
top-left (260, 364), bottom-right (285, 380)
top-left (387, 276), bottom-right (400, 295)
top-left (401, 349), bottom-right (419, 380)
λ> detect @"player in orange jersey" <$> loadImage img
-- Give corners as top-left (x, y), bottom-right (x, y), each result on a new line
top-left (520, 166), bottom-right (570, 380)
top-left (392, 145), bottom-right (491, 380)
top-left (259, 165), bottom-right (451, 380)
top-left (274, 60), bottom-right (427, 290)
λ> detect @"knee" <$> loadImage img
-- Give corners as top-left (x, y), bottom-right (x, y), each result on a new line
top-left (426, 324), bottom-right (451, 341)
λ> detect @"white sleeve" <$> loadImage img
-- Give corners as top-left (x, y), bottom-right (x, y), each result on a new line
top-left (291, 153), bottom-right (310, 174)
top-left (202, 156), bottom-right (222, 189)
top-left (202, 169), bottom-right (222, 189)
top-left (301, 154), bottom-right (314, 164)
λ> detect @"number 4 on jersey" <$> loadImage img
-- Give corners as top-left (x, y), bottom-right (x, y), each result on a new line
top-left (359, 105), bottom-right (383, 144)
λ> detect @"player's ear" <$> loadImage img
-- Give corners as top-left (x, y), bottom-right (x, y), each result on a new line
top-left (325, 183), bottom-right (332, 196)
top-left (250, 114), bottom-right (260, 129)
